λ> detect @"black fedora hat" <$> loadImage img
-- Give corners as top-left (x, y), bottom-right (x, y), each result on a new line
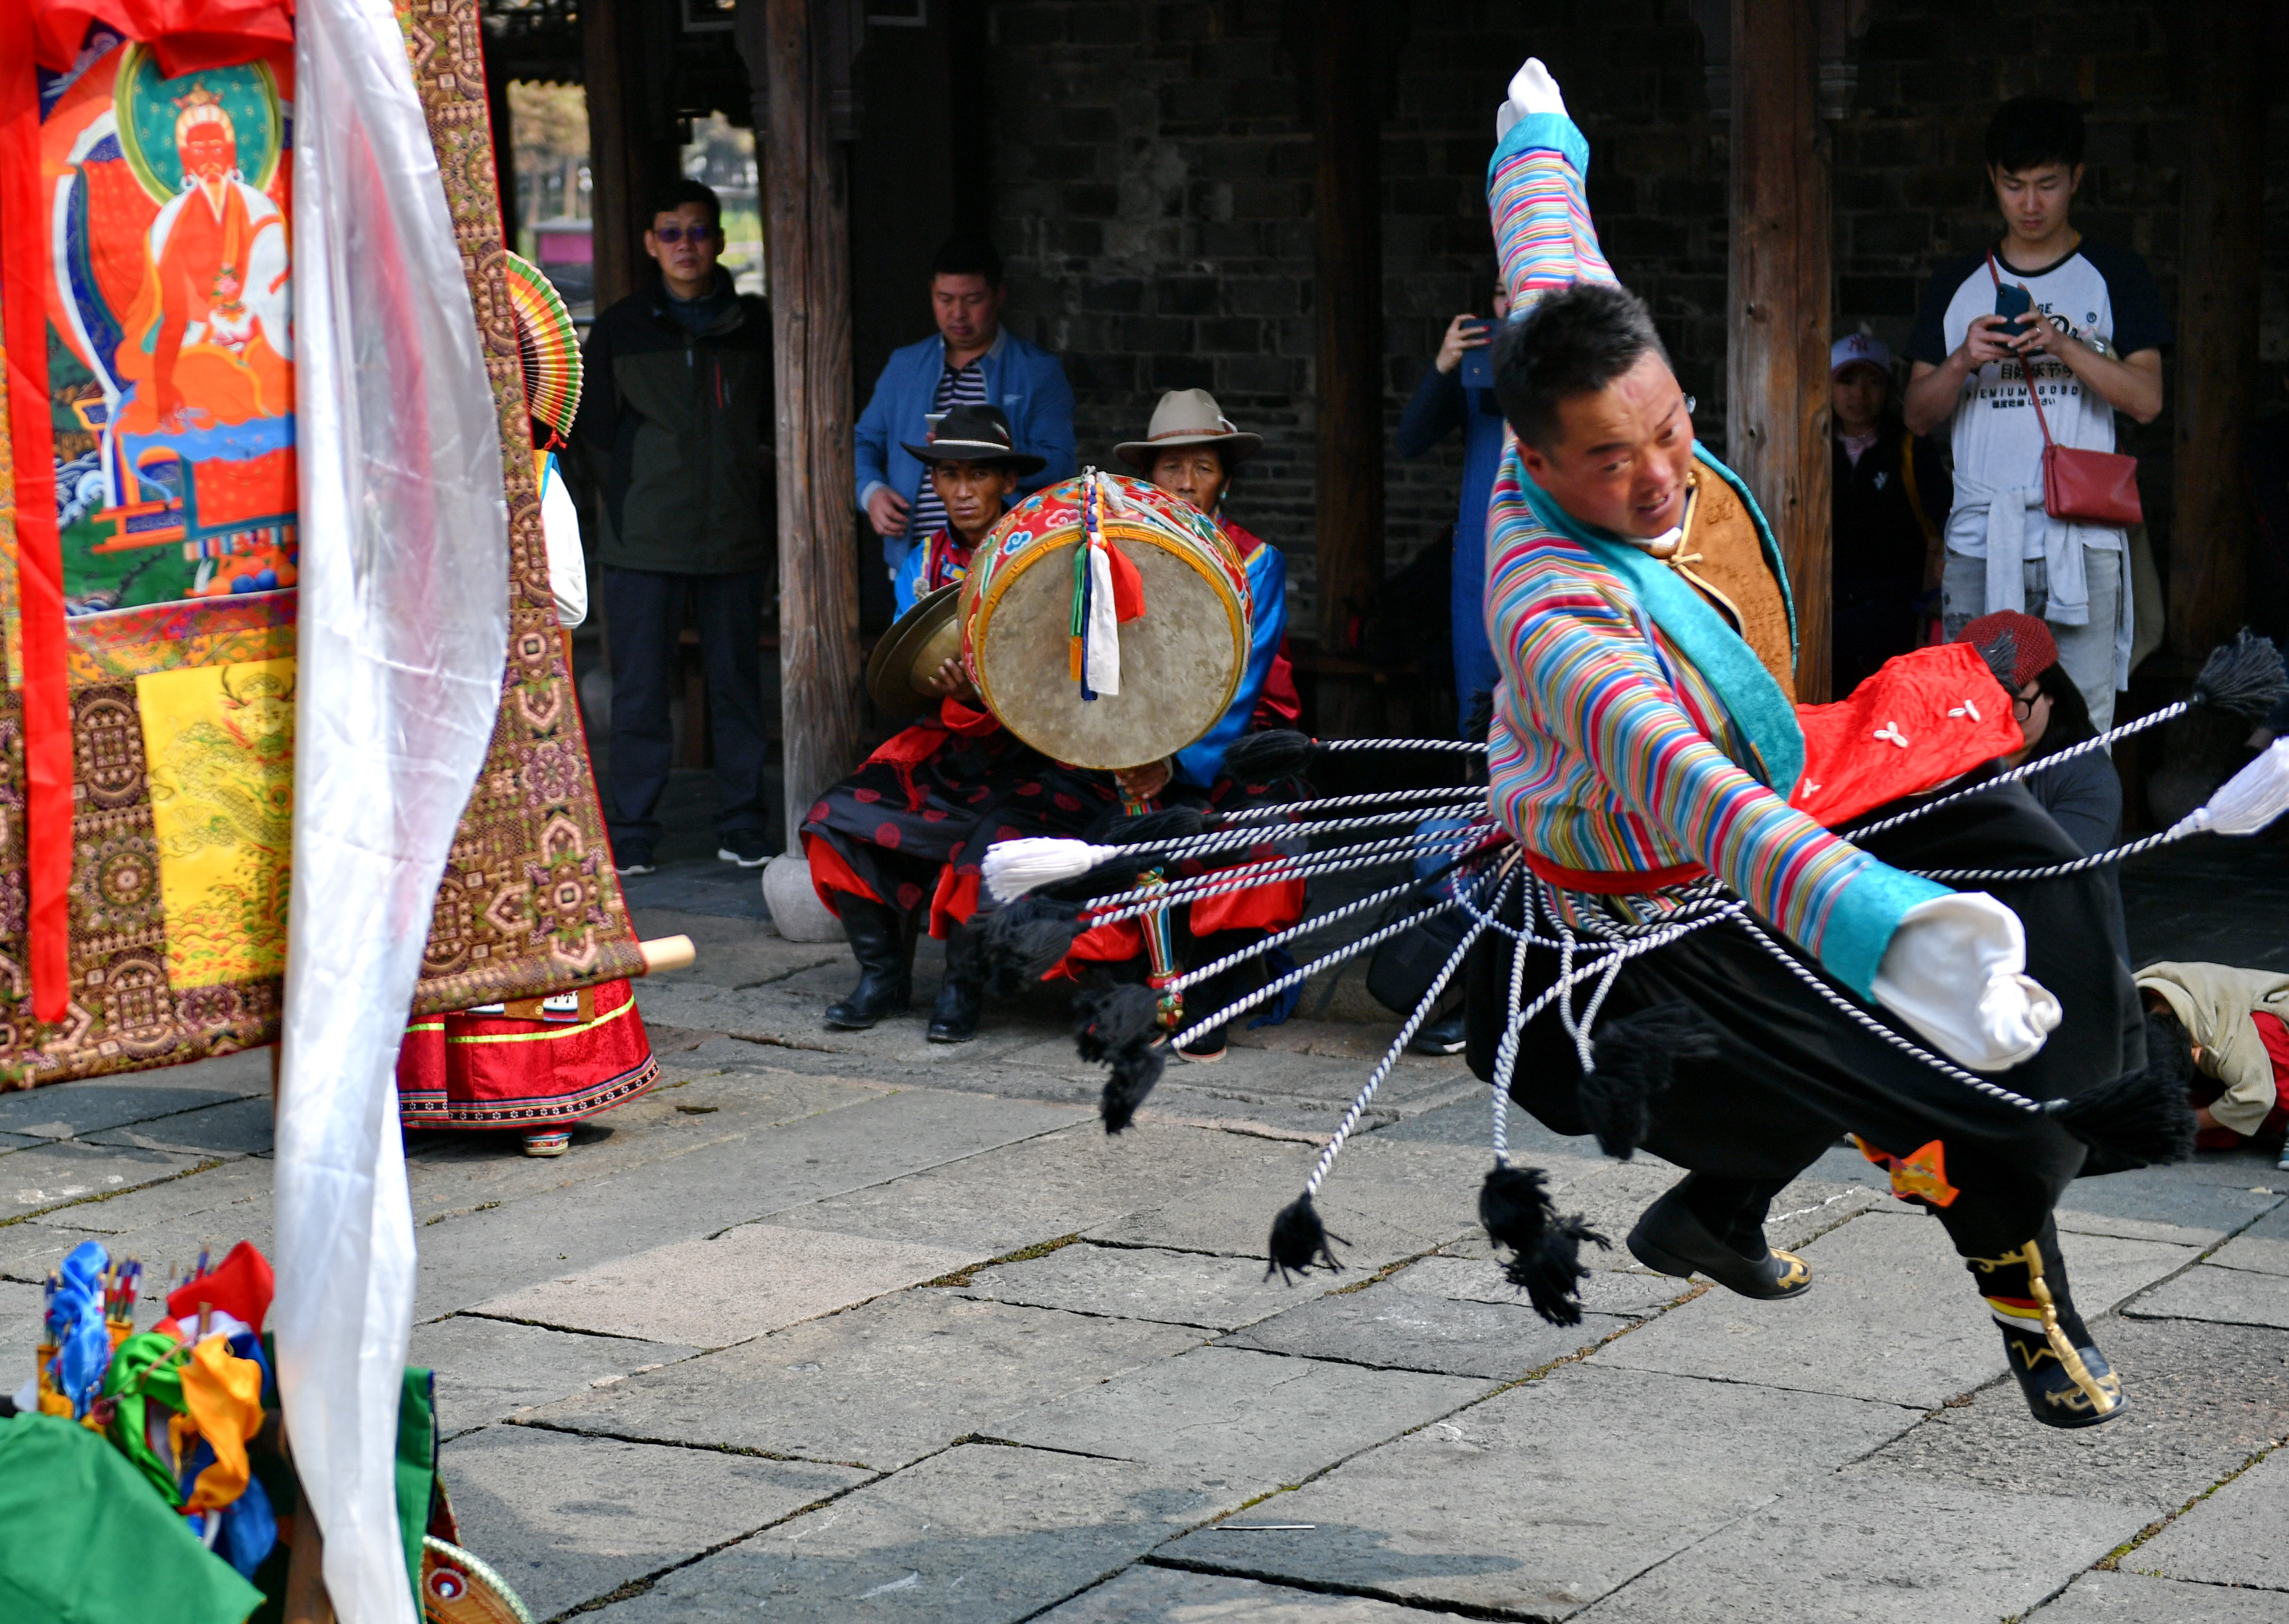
top-left (902, 402), bottom-right (1046, 474)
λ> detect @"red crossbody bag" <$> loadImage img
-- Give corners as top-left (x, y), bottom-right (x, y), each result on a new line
top-left (1986, 253), bottom-right (2144, 527)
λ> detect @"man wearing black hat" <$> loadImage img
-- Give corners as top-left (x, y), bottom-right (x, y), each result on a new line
top-left (801, 404), bottom-right (1044, 1043)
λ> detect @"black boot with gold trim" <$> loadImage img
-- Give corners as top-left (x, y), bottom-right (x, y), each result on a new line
top-left (1627, 1176), bottom-right (1813, 1301)
top-left (1967, 1221), bottom-right (2125, 1429)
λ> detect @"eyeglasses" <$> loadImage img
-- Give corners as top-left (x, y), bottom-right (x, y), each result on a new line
top-left (2012, 688), bottom-right (2047, 720)
top-left (651, 224), bottom-right (715, 244)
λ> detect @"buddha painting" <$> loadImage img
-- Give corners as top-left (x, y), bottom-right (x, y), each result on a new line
top-left (116, 86), bottom-right (292, 436)
top-left (37, 39), bottom-right (298, 613)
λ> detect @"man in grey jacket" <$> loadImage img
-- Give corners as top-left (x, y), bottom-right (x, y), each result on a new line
top-left (575, 179), bottom-right (775, 874)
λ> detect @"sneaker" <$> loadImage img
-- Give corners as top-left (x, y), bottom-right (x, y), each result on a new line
top-left (718, 833), bottom-right (772, 868)
top-left (1409, 1005), bottom-right (1468, 1056)
top-left (613, 840), bottom-right (656, 876)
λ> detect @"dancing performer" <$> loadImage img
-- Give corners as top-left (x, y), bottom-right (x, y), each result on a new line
top-left (396, 255), bottom-right (659, 1157)
top-left (1455, 61), bottom-right (2174, 1427)
top-left (1017, 61), bottom-right (2289, 1430)
top-left (803, 404), bottom-right (1045, 1042)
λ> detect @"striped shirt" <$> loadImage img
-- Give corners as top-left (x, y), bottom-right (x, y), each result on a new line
top-left (904, 358), bottom-right (992, 542)
top-left (1480, 114), bottom-right (1942, 999)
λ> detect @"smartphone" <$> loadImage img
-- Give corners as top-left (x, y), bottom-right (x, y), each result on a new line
top-left (1459, 321), bottom-right (1496, 390)
top-left (1992, 283), bottom-right (2033, 332)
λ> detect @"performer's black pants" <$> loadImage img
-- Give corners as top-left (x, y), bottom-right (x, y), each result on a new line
top-left (1466, 781), bottom-right (2144, 1260)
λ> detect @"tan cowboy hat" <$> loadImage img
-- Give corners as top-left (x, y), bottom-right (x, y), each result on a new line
top-left (1113, 388), bottom-right (1263, 470)
top-left (866, 582), bottom-right (968, 723)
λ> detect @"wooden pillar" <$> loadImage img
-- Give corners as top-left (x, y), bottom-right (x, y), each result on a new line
top-left (1727, 0), bottom-right (1833, 700)
top-left (581, 0), bottom-right (638, 313)
top-left (1311, 0), bottom-right (1384, 665)
top-left (740, 0), bottom-right (864, 842)
top-left (2168, 1), bottom-right (2265, 660)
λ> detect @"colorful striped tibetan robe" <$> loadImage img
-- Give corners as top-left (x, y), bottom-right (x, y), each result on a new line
top-left (1481, 113), bottom-right (1945, 1000)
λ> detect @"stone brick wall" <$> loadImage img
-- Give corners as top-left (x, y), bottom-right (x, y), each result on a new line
top-left (977, 0), bottom-right (2278, 633)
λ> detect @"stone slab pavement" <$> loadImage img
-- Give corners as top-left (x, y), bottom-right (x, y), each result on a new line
top-left (5, 857), bottom-right (2289, 1623)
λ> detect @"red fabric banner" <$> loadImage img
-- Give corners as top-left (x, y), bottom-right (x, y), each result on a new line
top-left (0, 0), bottom-right (76, 1022)
top-left (25, 0), bottom-right (294, 73)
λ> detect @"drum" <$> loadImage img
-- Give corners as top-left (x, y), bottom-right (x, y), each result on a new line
top-left (961, 471), bottom-right (1251, 770)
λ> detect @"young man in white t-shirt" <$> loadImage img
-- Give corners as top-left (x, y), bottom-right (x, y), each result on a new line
top-left (1903, 97), bottom-right (2169, 731)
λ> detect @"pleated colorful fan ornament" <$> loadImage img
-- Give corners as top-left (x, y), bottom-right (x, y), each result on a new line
top-left (1067, 468), bottom-right (1147, 699)
top-left (502, 251), bottom-right (584, 445)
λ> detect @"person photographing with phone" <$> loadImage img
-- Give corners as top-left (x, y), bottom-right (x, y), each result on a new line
top-left (1902, 96), bottom-right (2169, 731)
top-left (1398, 276), bottom-right (1513, 734)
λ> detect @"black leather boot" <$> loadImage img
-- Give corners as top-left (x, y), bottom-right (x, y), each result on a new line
top-left (1627, 1175), bottom-right (1813, 1300)
top-left (927, 923), bottom-right (984, 1043)
top-left (1969, 1222), bottom-right (2125, 1429)
top-left (824, 898), bottom-right (913, 1030)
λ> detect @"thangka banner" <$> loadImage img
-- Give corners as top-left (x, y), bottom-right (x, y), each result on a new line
top-left (0, 4), bottom-right (643, 1089)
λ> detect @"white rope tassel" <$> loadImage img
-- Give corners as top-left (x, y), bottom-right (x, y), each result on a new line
top-left (2182, 737), bottom-right (2289, 837)
top-left (983, 837), bottom-right (1119, 902)
top-left (1084, 535), bottom-right (1122, 696)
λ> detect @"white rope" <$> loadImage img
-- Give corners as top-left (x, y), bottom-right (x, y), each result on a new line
top-left (1094, 803), bottom-right (1491, 867)
top-left (1213, 785), bottom-right (1490, 824)
top-left (1159, 868), bottom-right (1474, 995)
top-left (1159, 894), bottom-right (1463, 1051)
top-left (1082, 825), bottom-right (1498, 923)
top-left (1313, 737), bottom-right (1488, 753)
top-left (1299, 862), bottom-right (1518, 1200)
top-left (1913, 824), bottom-right (2191, 884)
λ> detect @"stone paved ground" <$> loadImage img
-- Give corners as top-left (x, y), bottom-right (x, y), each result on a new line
top-left (4, 822), bottom-right (2286, 1622)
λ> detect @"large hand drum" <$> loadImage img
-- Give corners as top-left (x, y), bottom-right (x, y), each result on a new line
top-left (962, 473), bottom-right (1251, 770)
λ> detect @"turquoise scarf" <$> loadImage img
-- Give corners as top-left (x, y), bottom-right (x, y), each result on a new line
top-left (1514, 444), bottom-right (1805, 797)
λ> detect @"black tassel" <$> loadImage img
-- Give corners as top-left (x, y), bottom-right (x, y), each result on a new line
top-left (1969, 629), bottom-right (2023, 693)
top-left (1479, 1165), bottom-right (1608, 1326)
top-left (1220, 729), bottom-right (1316, 785)
top-left (1074, 983), bottom-right (1167, 1133)
top-left (1265, 1192), bottom-right (1345, 1282)
top-left (980, 897), bottom-right (1084, 997)
top-left (1082, 805), bottom-right (1207, 849)
top-left (2044, 1013), bottom-right (2198, 1169)
top-left (2190, 629), bottom-right (2289, 721)
top-left (1577, 1002), bottom-right (1719, 1160)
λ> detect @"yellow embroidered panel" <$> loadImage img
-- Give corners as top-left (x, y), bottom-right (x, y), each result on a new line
top-left (135, 658), bottom-right (294, 987)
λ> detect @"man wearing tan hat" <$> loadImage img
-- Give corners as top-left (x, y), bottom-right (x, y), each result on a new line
top-left (1106, 388), bottom-right (1303, 1060)
top-left (1113, 388), bottom-right (1299, 797)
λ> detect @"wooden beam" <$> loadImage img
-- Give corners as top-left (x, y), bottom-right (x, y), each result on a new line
top-left (581, 0), bottom-right (637, 313)
top-left (740, 0), bottom-right (864, 843)
top-left (1311, 0), bottom-right (1384, 661)
top-left (2168, 0), bottom-right (2266, 659)
top-left (280, 1494), bottom-right (334, 1624)
top-left (1727, 0), bottom-right (1833, 700)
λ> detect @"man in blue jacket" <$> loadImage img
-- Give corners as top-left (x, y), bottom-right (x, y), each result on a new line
top-left (854, 236), bottom-right (1074, 576)
top-left (1396, 272), bottom-right (1510, 737)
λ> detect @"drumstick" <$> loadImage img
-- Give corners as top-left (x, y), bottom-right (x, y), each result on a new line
top-left (638, 935), bottom-right (695, 975)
